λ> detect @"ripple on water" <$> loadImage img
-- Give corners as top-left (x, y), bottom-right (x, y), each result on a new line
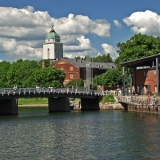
top-left (0, 109), bottom-right (160, 159)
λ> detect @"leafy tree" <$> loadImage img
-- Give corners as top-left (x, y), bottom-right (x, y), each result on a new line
top-left (38, 59), bottom-right (51, 68)
top-left (115, 33), bottom-right (160, 68)
top-left (65, 78), bottom-right (84, 88)
top-left (0, 61), bottom-right (11, 87)
top-left (35, 67), bottom-right (65, 87)
top-left (93, 68), bottom-right (122, 86)
top-left (84, 55), bottom-right (91, 61)
top-left (92, 54), bottom-right (113, 62)
top-left (7, 59), bottom-right (40, 88)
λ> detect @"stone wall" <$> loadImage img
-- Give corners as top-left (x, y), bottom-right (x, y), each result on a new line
top-left (71, 101), bottom-right (124, 110)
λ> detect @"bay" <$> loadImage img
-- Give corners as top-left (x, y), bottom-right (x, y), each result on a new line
top-left (0, 107), bottom-right (160, 160)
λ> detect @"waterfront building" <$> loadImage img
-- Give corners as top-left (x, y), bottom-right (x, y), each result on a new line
top-left (121, 53), bottom-right (160, 95)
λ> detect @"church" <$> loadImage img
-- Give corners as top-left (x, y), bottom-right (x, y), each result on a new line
top-left (42, 26), bottom-right (115, 85)
top-left (43, 25), bottom-right (63, 60)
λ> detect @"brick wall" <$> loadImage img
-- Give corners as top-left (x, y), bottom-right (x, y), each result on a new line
top-left (53, 60), bottom-right (80, 84)
top-left (134, 68), bottom-right (160, 94)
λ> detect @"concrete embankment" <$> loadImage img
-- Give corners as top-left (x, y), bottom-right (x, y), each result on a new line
top-left (71, 101), bottom-right (124, 110)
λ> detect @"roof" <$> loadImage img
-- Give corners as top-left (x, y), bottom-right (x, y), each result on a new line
top-left (46, 29), bottom-right (60, 40)
top-left (121, 53), bottom-right (160, 68)
top-left (59, 58), bottom-right (115, 69)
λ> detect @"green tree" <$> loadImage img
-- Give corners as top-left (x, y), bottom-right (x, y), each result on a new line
top-left (35, 67), bottom-right (65, 87)
top-left (7, 59), bottom-right (40, 88)
top-left (93, 68), bottom-right (122, 86)
top-left (115, 33), bottom-right (160, 68)
top-left (92, 54), bottom-right (113, 62)
top-left (38, 59), bottom-right (50, 67)
top-left (0, 61), bottom-right (11, 87)
top-left (65, 78), bottom-right (84, 88)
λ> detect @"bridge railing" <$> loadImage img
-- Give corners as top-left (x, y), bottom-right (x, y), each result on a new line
top-left (0, 88), bottom-right (109, 96)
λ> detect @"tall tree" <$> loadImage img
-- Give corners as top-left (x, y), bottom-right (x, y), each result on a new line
top-left (35, 67), bottom-right (65, 87)
top-left (0, 61), bottom-right (11, 87)
top-left (7, 59), bottom-right (40, 88)
top-left (93, 68), bottom-right (122, 86)
top-left (115, 33), bottom-right (160, 67)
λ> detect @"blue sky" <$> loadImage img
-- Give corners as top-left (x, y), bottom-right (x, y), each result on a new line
top-left (1, 0), bottom-right (160, 61)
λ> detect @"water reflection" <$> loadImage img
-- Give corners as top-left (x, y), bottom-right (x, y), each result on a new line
top-left (0, 108), bottom-right (159, 159)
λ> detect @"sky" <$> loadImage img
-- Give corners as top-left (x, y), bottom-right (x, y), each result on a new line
top-left (1, 0), bottom-right (160, 62)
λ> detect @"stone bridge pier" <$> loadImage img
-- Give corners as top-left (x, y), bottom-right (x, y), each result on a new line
top-left (80, 97), bottom-right (100, 111)
top-left (48, 97), bottom-right (70, 112)
top-left (0, 98), bottom-right (18, 115)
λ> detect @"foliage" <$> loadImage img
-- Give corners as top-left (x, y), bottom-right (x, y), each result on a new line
top-left (84, 54), bottom-right (113, 62)
top-left (93, 68), bottom-right (122, 86)
top-left (0, 59), bottom-right (65, 88)
top-left (100, 94), bottom-right (116, 103)
top-left (7, 59), bottom-right (40, 88)
top-left (115, 33), bottom-right (160, 68)
top-left (92, 54), bottom-right (113, 62)
top-left (0, 61), bottom-right (11, 87)
top-left (65, 78), bottom-right (84, 88)
top-left (35, 67), bottom-right (65, 87)
top-left (38, 59), bottom-right (51, 67)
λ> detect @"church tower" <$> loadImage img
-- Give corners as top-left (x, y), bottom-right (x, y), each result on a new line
top-left (43, 25), bottom-right (63, 60)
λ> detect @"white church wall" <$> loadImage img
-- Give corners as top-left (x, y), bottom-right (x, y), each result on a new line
top-left (43, 43), bottom-right (55, 59)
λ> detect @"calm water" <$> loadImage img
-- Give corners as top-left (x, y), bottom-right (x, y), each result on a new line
top-left (0, 107), bottom-right (160, 160)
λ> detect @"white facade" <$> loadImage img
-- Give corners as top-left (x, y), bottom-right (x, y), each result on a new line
top-left (43, 29), bottom-right (63, 60)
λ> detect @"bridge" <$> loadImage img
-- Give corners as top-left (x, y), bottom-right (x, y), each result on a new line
top-left (0, 88), bottom-right (104, 115)
top-left (117, 95), bottom-right (160, 114)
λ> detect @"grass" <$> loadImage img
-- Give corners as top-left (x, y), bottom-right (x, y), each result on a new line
top-left (100, 94), bottom-right (116, 104)
top-left (18, 95), bottom-right (115, 105)
top-left (18, 98), bottom-right (48, 105)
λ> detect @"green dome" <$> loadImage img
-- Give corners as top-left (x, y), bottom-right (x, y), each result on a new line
top-left (46, 30), bottom-right (60, 40)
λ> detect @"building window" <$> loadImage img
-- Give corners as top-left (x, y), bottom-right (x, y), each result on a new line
top-left (155, 85), bottom-right (157, 93)
top-left (47, 48), bottom-right (50, 59)
top-left (70, 67), bottom-right (73, 71)
top-left (144, 71), bottom-right (148, 77)
top-left (137, 86), bottom-right (139, 94)
top-left (70, 74), bottom-right (73, 79)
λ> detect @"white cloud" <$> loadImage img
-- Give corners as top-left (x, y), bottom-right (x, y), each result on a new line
top-left (123, 10), bottom-right (160, 35)
top-left (113, 20), bottom-right (121, 28)
top-left (0, 6), bottom-right (111, 61)
top-left (55, 14), bottom-right (110, 37)
top-left (101, 43), bottom-right (118, 60)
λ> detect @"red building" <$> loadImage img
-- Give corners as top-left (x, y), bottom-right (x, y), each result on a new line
top-left (121, 54), bottom-right (160, 95)
top-left (53, 58), bottom-right (115, 84)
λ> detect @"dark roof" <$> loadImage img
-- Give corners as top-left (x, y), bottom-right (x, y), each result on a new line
top-left (121, 53), bottom-right (160, 68)
top-left (60, 58), bottom-right (115, 69)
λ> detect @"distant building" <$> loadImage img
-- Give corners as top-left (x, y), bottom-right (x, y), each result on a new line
top-left (121, 54), bottom-right (160, 95)
top-left (53, 58), bottom-right (115, 84)
top-left (43, 26), bottom-right (63, 60)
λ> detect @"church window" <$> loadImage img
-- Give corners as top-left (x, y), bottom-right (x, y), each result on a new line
top-left (47, 48), bottom-right (50, 59)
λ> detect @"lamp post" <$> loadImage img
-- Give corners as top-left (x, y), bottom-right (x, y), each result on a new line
top-left (122, 66), bottom-right (125, 96)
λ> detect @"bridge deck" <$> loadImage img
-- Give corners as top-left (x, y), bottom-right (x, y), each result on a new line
top-left (0, 88), bottom-right (105, 99)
